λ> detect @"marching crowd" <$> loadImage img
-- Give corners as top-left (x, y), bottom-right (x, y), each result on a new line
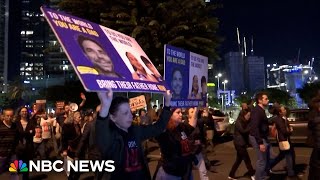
top-left (0, 90), bottom-right (320, 180)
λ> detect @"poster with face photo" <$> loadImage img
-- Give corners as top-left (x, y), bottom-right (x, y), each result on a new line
top-left (164, 45), bottom-right (208, 108)
top-left (41, 7), bottom-right (168, 93)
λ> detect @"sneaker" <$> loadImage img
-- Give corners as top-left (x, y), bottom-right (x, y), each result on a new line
top-left (251, 175), bottom-right (255, 180)
top-left (228, 176), bottom-right (237, 180)
top-left (269, 169), bottom-right (274, 173)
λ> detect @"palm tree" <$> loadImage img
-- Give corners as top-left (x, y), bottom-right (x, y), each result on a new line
top-left (7, 78), bottom-right (33, 101)
top-left (58, 0), bottom-right (222, 74)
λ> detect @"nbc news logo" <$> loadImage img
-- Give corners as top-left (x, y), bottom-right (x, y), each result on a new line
top-left (9, 160), bottom-right (28, 172)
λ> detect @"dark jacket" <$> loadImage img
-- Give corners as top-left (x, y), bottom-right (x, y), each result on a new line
top-left (75, 121), bottom-right (92, 158)
top-left (95, 106), bottom-right (171, 180)
top-left (308, 111), bottom-right (320, 148)
top-left (274, 116), bottom-right (291, 142)
top-left (61, 123), bottom-right (82, 157)
top-left (15, 120), bottom-right (35, 160)
top-left (233, 118), bottom-right (250, 147)
top-left (249, 105), bottom-right (269, 145)
top-left (75, 120), bottom-right (100, 159)
top-left (156, 123), bottom-right (195, 177)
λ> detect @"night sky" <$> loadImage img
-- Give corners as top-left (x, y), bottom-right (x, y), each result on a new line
top-left (216, 0), bottom-right (320, 65)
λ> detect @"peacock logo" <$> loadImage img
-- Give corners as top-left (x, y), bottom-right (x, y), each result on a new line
top-left (9, 160), bottom-right (28, 172)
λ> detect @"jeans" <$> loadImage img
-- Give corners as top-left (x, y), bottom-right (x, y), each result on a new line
top-left (229, 145), bottom-right (255, 177)
top-left (270, 148), bottom-right (295, 176)
top-left (249, 135), bottom-right (271, 180)
top-left (308, 148), bottom-right (320, 180)
top-left (195, 153), bottom-right (209, 180)
top-left (155, 167), bottom-right (182, 180)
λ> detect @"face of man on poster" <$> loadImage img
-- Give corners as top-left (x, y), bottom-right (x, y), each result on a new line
top-left (78, 35), bottom-right (121, 78)
top-left (171, 69), bottom-right (183, 99)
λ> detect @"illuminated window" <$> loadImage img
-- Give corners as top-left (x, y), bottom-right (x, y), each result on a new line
top-left (26, 31), bottom-right (33, 35)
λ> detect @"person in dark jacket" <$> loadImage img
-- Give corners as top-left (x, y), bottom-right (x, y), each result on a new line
top-left (185, 107), bottom-right (208, 180)
top-left (249, 92), bottom-right (270, 180)
top-left (15, 107), bottom-right (35, 180)
top-left (228, 108), bottom-right (255, 180)
top-left (269, 105), bottom-right (296, 179)
top-left (95, 89), bottom-right (172, 180)
top-left (61, 111), bottom-right (82, 180)
top-left (0, 108), bottom-right (18, 177)
top-left (308, 96), bottom-right (320, 180)
top-left (154, 106), bottom-right (198, 180)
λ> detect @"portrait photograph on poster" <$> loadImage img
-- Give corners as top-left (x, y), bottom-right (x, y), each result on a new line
top-left (164, 45), bottom-right (208, 107)
top-left (41, 7), bottom-right (168, 93)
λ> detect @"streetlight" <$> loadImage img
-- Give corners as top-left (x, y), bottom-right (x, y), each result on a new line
top-left (222, 80), bottom-right (228, 112)
top-left (215, 73), bottom-right (222, 90)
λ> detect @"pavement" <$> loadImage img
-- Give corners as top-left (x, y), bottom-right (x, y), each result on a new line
top-left (0, 138), bottom-right (312, 180)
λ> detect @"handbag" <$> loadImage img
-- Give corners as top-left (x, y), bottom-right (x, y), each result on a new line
top-left (270, 123), bottom-right (277, 138)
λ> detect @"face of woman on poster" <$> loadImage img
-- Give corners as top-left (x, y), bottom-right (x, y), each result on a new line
top-left (192, 75), bottom-right (199, 93)
top-left (126, 52), bottom-right (144, 72)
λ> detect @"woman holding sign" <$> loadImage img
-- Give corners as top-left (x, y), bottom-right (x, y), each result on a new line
top-left (95, 89), bottom-right (172, 180)
top-left (154, 107), bottom-right (198, 180)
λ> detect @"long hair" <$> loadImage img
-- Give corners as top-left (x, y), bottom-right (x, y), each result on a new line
top-left (190, 75), bottom-right (199, 94)
top-left (15, 106), bottom-right (30, 121)
top-left (237, 108), bottom-right (251, 122)
top-left (166, 108), bottom-right (180, 131)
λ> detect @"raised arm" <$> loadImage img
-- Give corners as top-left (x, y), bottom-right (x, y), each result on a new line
top-left (188, 107), bottom-right (198, 128)
top-left (97, 89), bottom-right (113, 118)
top-left (137, 90), bottom-right (172, 140)
top-left (79, 92), bottom-right (86, 108)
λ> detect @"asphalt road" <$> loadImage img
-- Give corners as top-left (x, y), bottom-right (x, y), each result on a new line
top-left (0, 139), bottom-right (312, 180)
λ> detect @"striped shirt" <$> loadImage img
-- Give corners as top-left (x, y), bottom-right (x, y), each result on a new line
top-left (0, 121), bottom-right (17, 157)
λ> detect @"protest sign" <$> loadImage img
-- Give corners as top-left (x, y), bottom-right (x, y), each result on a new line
top-left (35, 100), bottom-right (47, 113)
top-left (129, 95), bottom-right (147, 111)
top-left (41, 7), bottom-right (168, 93)
top-left (164, 45), bottom-right (208, 107)
top-left (55, 101), bottom-right (65, 114)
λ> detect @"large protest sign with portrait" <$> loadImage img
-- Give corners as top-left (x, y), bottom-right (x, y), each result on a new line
top-left (164, 45), bottom-right (208, 107)
top-left (41, 7), bottom-right (168, 93)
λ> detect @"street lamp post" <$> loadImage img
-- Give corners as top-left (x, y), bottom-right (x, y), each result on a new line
top-left (222, 80), bottom-right (228, 112)
top-left (215, 73), bottom-right (222, 90)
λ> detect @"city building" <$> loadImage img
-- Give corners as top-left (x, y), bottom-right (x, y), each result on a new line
top-left (19, 0), bottom-right (49, 81)
top-left (18, 0), bottom-right (74, 91)
top-left (244, 55), bottom-right (265, 93)
top-left (266, 62), bottom-right (316, 107)
top-left (1, 0), bottom-right (22, 92)
top-left (0, 0), bottom-right (8, 92)
top-left (224, 52), bottom-right (245, 95)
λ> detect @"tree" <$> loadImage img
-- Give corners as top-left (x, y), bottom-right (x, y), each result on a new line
top-left (264, 88), bottom-right (293, 106)
top-left (297, 81), bottom-right (320, 105)
top-left (208, 96), bottom-right (219, 108)
top-left (43, 80), bottom-right (100, 109)
top-left (234, 94), bottom-right (252, 105)
top-left (59, 0), bottom-right (222, 74)
top-left (8, 78), bottom-right (29, 100)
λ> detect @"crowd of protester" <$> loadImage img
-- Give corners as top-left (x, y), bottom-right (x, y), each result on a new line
top-left (1, 90), bottom-right (320, 180)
